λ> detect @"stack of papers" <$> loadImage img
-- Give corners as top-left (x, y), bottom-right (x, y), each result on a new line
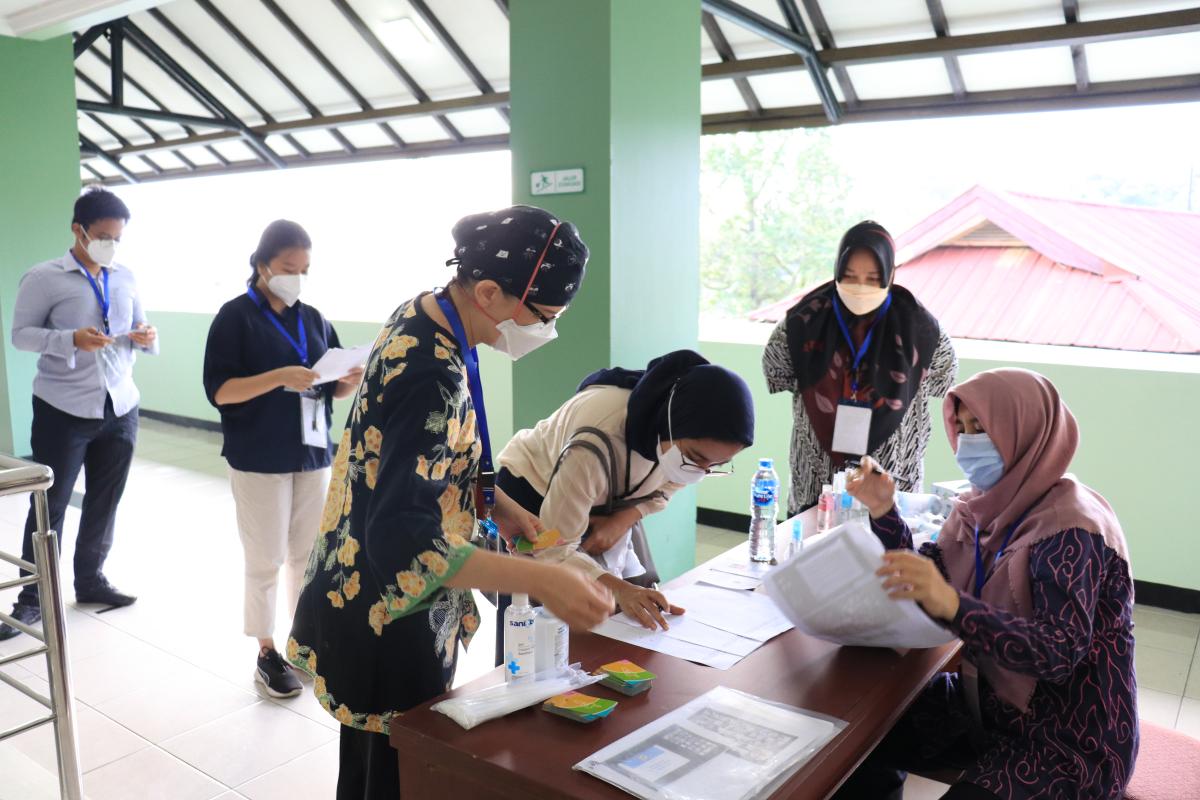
top-left (764, 522), bottom-right (957, 649)
top-left (575, 686), bottom-right (845, 800)
top-left (696, 557), bottom-right (774, 591)
top-left (593, 584), bottom-right (793, 670)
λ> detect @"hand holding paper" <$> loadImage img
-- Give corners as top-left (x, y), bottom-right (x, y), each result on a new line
top-left (311, 344), bottom-right (371, 385)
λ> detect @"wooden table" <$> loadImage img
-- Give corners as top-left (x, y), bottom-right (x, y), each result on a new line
top-left (391, 523), bottom-right (960, 799)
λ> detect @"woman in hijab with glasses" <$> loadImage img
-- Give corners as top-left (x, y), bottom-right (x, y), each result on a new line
top-left (762, 220), bottom-right (957, 515)
top-left (837, 368), bottom-right (1136, 800)
top-left (495, 349), bottom-right (755, 638)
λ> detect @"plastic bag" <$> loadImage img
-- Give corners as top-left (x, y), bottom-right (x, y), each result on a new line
top-left (431, 663), bottom-right (603, 730)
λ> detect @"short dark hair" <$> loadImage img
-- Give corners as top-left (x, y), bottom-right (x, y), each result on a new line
top-left (73, 187), bottom-right (131, 229)
top-left (249, 219), bottom-right (312, 280)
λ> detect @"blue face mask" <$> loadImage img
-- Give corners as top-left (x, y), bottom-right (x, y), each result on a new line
top-left (955, 432), bottom-right (1005, 490)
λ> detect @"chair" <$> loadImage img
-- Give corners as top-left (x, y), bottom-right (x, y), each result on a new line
top-left (1124, 720), bottom-right (1200, 800)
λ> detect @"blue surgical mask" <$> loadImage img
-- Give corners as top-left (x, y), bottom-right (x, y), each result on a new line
top-left (955, 432), bottom-right (1005, 490)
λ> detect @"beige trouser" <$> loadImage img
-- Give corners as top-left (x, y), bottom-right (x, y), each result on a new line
top-left (229, 467), bottom-right (330, 639)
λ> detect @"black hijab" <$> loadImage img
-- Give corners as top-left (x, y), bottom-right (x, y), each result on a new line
top-left (784, 221), bottom-right (941, 454)
top-left (579, 350), bottom-right (755, 462)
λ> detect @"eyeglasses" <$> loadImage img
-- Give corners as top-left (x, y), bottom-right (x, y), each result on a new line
top-left (678, 454), bottom-right (735, 477)
top-left (522, 300), bottom-right (558, 326)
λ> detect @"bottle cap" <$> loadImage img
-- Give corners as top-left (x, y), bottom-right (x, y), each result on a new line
top-left (513, 593), bottom-right (530, 607)
top-left (758, 457), bottom-right (773, 469)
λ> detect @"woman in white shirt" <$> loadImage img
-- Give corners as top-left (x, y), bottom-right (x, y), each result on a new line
top-left (496, 350), bottom-right (755, 639)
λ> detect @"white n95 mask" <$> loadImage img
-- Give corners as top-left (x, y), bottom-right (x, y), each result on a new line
top-left (491, 318), bottom-right (557, 361)
top-left (83, 231), bottom-right (117, 267)
top-left (267, 272), bottom-right (305, 307)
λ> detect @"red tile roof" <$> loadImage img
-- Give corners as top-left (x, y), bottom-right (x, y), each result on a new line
top-left (749, 186), bottom-right (1200, 353)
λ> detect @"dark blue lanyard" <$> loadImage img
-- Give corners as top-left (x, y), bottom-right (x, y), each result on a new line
top-left (71, 252), bottom-right (111, 335)
top-left (832, 292), bottom-right (892, 394)
top-left (973, 508), bottom-right (1033, 598)
top-left (247, 287), bottom-right (308, 365)
top-left (435, 292), bottom-right (495, 514)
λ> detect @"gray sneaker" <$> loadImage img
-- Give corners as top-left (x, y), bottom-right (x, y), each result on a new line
top-left (255, 648), bottom-right (302, 698)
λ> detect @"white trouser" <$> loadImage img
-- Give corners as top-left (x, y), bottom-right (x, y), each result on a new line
top-left (229, 466), bottom-right (330, 640)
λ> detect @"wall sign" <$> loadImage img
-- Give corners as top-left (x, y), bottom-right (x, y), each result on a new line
top-left (531, 168), bottom-right (585, 196)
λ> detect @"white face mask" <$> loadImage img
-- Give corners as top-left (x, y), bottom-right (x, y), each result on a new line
top-left (491, 317), bottom-right (557, 361)
top-left (82, 230), bottom-right (117, 267)
top-left (266, 270), bottom-right (305, 307)
top-left (657, 439), bottom-right (706, 486)
top-left (655, 385), bottom-right (707, 486)
top-left (836, 281), bottom-right (889, 315)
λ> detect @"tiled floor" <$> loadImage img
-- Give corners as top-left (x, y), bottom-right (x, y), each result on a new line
top-left (0, 420), bottom-right (1196, 799)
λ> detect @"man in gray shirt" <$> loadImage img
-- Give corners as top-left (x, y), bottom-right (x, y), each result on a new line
top-left (0, 187), bottom-right (159, 640)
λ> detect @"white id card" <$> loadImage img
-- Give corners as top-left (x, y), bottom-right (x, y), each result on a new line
top-left (300, 394), bottom-right (329, 448)
top-left (831, 401), bottom-right (871, 455)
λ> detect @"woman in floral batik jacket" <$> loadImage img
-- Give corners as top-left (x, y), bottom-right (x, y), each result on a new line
top-left (287, 206), bottom-right (613, 800)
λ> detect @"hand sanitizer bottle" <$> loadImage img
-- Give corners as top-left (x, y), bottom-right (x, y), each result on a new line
top-left (503, 593), bottom-right (536, 683)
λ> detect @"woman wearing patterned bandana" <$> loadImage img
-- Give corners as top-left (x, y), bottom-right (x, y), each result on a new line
top-left (762, 221), bottom-right (957, 514)
top-left (286, 205), bottom-right (613, 800)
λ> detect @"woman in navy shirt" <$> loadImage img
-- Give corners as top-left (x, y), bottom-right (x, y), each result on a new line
top-left (203, 220), bottom-right (362, 698)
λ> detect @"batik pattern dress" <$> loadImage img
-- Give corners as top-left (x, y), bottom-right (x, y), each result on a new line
top-left (287, 295), bottom-right (481, 735)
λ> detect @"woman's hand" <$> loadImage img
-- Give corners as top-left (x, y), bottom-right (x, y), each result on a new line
top-left (612, 581), bottom-right (685, 631)
top-left (582, 511), bottom-right (635, 556)
top-left (333, 366), bottom-right (364, 399)
top-left (274, 366), bottom-right (318, 392)
top-left (846, 456), bottom-right (897, 519)
top-left (876, 551), bottom-right (960, 621)
top-left (536, 567), bottom-right (614, 630)
top-left (493, 486), bottom-right (542, 546)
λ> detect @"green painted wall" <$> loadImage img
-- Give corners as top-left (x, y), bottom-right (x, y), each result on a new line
top-left (132, 310), bottom-right (514, 448)
top-left (0, 35), bottom-right (80, 455)
top-left (696, 340), bottom-right (1199, 593)
top-left (508, 0), bottom-right (701, 580)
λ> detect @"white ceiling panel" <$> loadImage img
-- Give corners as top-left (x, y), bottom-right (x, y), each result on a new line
top-left (940, 0), bottom-right (1065, 34)
top-left (442, 108), bottom-right (509, 138)
top-left (821, 0), bottom-right (937, 47)
top-left (388, 115), bottom-right (452, 143)
top-left (747, 71), bottom-right (823, 108)
top-left (701, 78), bottom-right (751, 115)
top-left (845, 57), bottom-right (955, 100)
top-left (1085, 31), bottom-right (1200, 82)
top-left (958, 46), bottom-right (1077, 91)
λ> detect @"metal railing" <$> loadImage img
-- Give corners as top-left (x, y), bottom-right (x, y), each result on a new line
top-left (0, 454), bottom-right (82, 800)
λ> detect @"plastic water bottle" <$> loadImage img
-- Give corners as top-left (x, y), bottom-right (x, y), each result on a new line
top-left (749, 458), bottom-right (778, 563)
top-left (503, 593), bottom-right (536, 683)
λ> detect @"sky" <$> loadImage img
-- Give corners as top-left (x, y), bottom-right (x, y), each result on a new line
top-left (112, 100), bottom-right (1200, 324)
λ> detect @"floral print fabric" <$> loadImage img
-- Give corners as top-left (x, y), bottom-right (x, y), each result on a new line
top-left (288, 296), bottom-right (482, 734)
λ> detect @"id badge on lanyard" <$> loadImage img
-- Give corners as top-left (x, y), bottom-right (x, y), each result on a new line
top-left (832, 401), bottom-right (872, 455)
top-left (830, 293), bottom-right (891, 456)
top-left (300, 390), bottom-right (329, 449)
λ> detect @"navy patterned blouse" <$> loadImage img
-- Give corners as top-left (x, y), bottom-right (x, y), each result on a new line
top-left (872, 509), bottom-right (1138, 799)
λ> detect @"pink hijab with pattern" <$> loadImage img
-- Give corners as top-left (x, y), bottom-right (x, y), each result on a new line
top-left (937, 368), bottom-right (1129, 712)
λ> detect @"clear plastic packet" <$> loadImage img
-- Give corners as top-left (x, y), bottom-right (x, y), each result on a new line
top-left (431, 663), bottom-right (602, 730)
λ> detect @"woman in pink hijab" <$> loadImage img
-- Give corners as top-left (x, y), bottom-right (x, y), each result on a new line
top-left (836, 368), bottom-right (1136, 800)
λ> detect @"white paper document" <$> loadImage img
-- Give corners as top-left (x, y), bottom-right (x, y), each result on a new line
top-left (764, 522), bottom-right (957, 649)
top-left (311, 344), bottom-right (371, 384)
top-left (592, 619), bottom-right (742, 670)
top-left (575, 686), bottom-right (846, 800)
top-left (609, 613), bottom-right (760, 658)
top-left (665, 584), bottom-right (793, 643)
top-left (697, 570), bottom-right (761, 591)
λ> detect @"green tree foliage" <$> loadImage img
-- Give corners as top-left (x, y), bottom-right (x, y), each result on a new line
top-left (700, 130), bottom-right (862, 317)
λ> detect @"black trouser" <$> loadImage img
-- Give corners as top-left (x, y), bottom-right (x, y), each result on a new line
top-left (16, 395), bottom-right (138, 607)
top-left (338, 725), bottom-right (399, 800)
top-left (492, 468), bottom-right (544, 666)
top-left (831, 684), bottom-right (999, 800)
